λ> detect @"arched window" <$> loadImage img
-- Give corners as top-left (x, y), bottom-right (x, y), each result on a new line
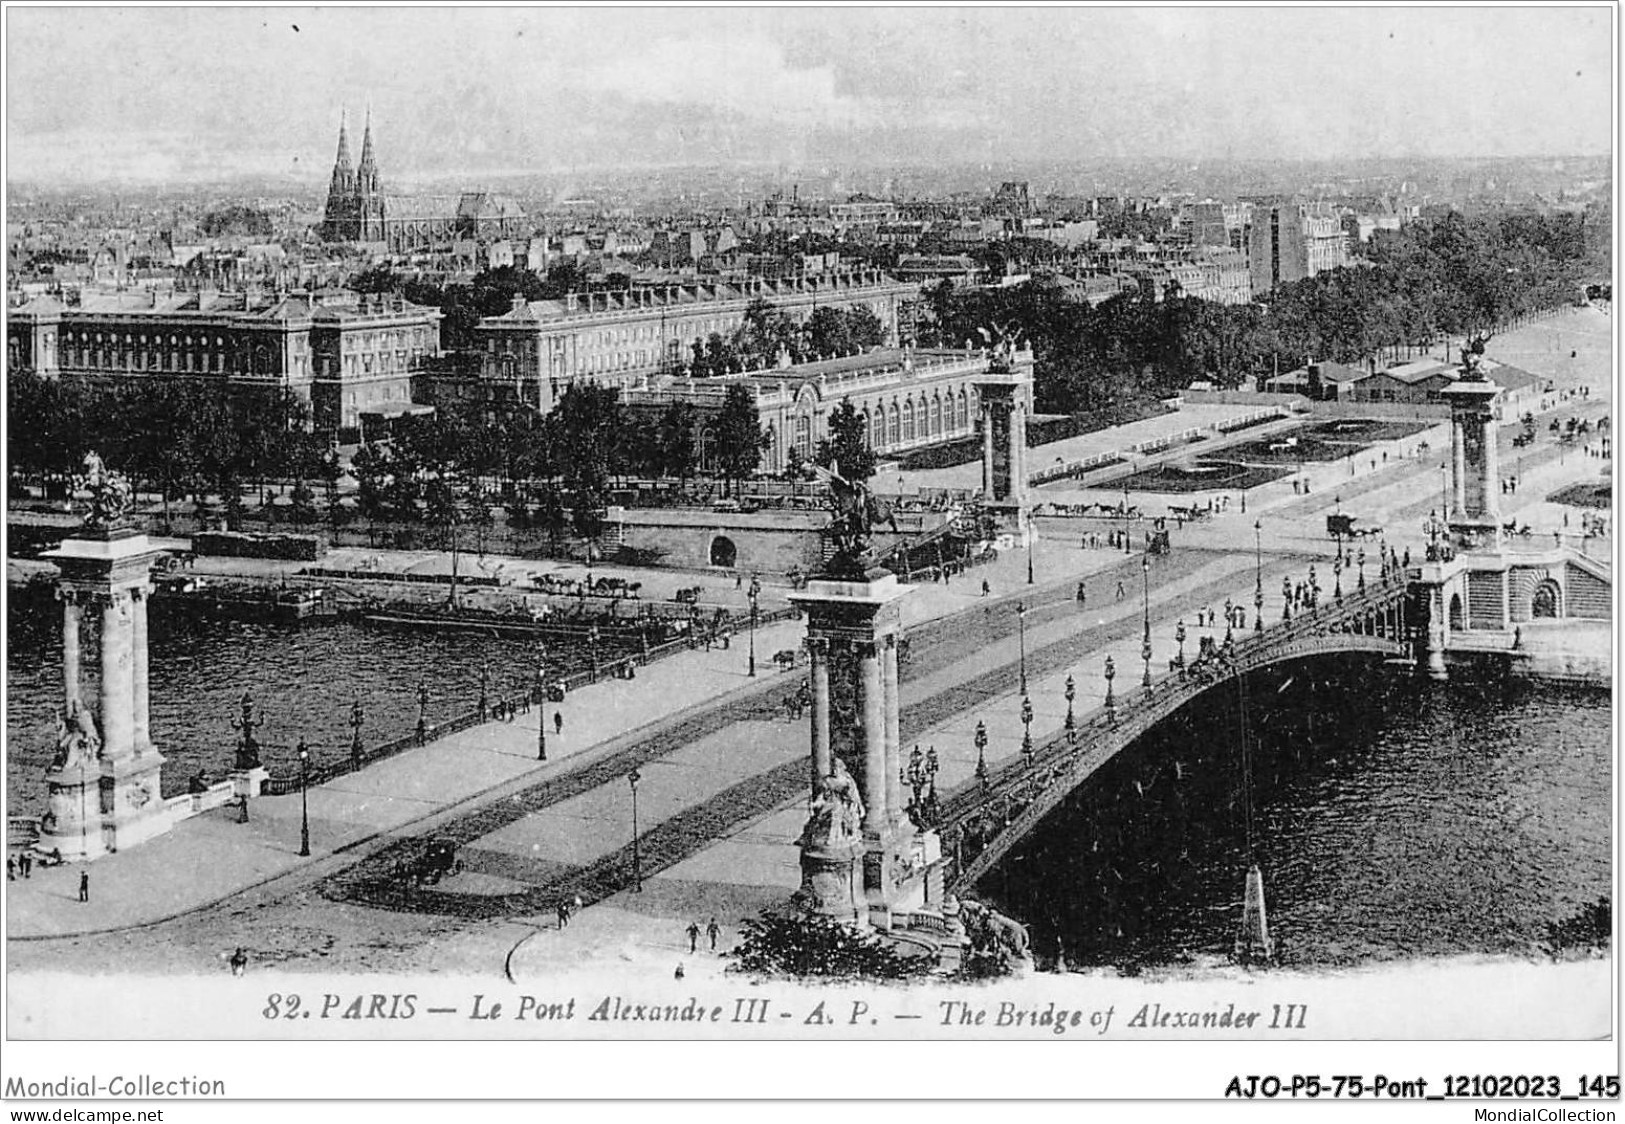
top-left (887, 403), bottom-right (900, 446)
top-left (794, 413), bottom-right (813, 458)
top-left (1532, 580), bottom-right (1561, 618)
top-left (958, 388), bottom-right (970, 430)
top-left (869, 408), bottom-right (883, 448)
top-left (929, 395), bottom-right (942, 436)
top-left (902, 399), bottom-right (915, 443)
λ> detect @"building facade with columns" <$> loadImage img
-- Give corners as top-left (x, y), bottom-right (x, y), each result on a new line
top-left (6, 288), bottom-right (442, 434)
top-left (621, 345), bottom-right (1035, 476)
top-left (471, 271), bottom-right (919, 409)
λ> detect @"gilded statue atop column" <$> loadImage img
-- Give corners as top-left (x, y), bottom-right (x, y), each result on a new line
top-left (73, 451), bottom-right (135, 530)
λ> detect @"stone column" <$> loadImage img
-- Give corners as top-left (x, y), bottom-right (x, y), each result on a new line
top-left (981, 404), bottom-right (996, 501)
top-left (858, 641), bottom-right (887, 837)
top-left (1007, 398), bottom-right (1026, 507)
top-left (809, 638), bottom-right (832, 791)
top-left (98, 592), bottom-right (135, 759)
top-left (61, 591), bottom-right (83, 713)
top-left (131, 588), bottom-right (151, 754)
top-left (1480, 413), bottom-right (1501, 525)
top-left (1450, 417), bottom-right (1467, 517)
top-left (881, 635), bottom-right (903, 829)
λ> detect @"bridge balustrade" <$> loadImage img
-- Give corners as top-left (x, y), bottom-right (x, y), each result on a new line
top-left (934, 580), bottom-right (1411, 893)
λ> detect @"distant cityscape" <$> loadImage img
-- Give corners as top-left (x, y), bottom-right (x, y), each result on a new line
top-left (5, 112), bottom-right (1610, 461)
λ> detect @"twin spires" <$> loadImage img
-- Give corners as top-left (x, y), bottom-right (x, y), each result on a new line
top-left (322, 106), bottom-right (382, 242)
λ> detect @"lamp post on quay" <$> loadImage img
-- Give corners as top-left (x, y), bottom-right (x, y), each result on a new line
top-left (1104, 655), bottom-right (1117, 724)
top-left (1175, 620), bottom-right (1188, 668)
top-left (1357, 547), bottom-right (1367, 591)
top-left (974, 720), bottom-right (989, 790)
top-left (348, 695), bottom-right (365, 771)
top-left (1140, 556), bottom-right (1152, 688)
top-left (1064, 674), bottom-right (1076, 742)
top-left (1016, 601), bottom-right (1028, 696)
top-left (296, 737), bottom-right (311, 857)
top-left (535, 644), bottom-right (548, 762)
top-left (1282, 575), bottom-right (1293, 623)
top-left (1253, 519), bottom-right (1265, 633)
top-left (747, 575), bottom-right (761, 677)
top-left (1333, 554), bottom-right (1344, 602)
top-left (1021, 694), bottom-right (1034, 770)
top-left (628, 768), bottom-right (643, 893)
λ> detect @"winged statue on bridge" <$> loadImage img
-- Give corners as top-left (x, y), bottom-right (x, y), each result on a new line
top-left (802, 460), bottom-right (898, 577)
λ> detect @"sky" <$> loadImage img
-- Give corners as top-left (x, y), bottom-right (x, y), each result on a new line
top-left (4, 5), bottom-right (1615, 186)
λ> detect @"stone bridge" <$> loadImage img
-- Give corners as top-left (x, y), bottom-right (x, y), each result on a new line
top-left (935, 577), bottom-right (1413, 895)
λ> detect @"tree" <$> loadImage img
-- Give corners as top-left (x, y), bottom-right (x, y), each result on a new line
top-left (712, 384), bottom-right (768, 496)
top-left (549, 383), bottom-right (622, 545)
top-left (814, 398), bottom-right (875, 482)
top-left (727, 908), bottom-right (931, 980)
top-left (656, 400), bottom-right (699, 483)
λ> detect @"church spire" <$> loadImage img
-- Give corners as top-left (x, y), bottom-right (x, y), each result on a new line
top-left (357, 106), bottom-right (378, 188)
top-left (333, 108), bottom-right (353, 173)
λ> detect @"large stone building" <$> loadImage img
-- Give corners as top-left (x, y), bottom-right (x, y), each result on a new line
top-left (6, 287), bottom-right (441, 434)
top-left (1246, 200), bottom-right (1350, 294)
top-left (469, 270), bottom-right (918, 410)
top-left (621, 345), bottom-right (1035, 476)
top-left (320, 113), bottom-right (527, 253)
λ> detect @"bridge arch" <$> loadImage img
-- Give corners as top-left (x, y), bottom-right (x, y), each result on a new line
top-left (709, 535), bottom-right (737, 569)
top-left (938, 586), bottom-right (1413, 896)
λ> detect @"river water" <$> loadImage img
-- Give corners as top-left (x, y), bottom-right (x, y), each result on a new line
top-left (984, 655), bottom-right (1612, 970)
top-left (5, 585), bottom-right (624, 811)
top-left (6, 590), bottom-right (1610, 968)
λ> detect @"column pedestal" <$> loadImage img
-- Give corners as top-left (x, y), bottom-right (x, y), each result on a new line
top-left (789, 571), bottom-right (925, 930)
top-left (41, 527), bottom-right (169, 860)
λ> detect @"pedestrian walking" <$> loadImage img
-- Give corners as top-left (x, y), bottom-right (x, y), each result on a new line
top-left (981, 580), bottom-right (990, 598)
top-left (1076, 582), bottom-right (1087, 605)
top-left (1115, 579), bottom-right (1125, 601)
top-left (674, 963), bottom-right (685, 980)
top-left (20, 852), bottom-right (30, 879)
top-left (78, 871), bottom-right (89, 903)
top-left (554, 711), bottom-right (563, 736)
top-left (556, 901), bottom-right (570, 929)
top-left (707, 917), bottom-right (721, 951)
top-left (687, 921), bottom-right (701, 953)
top-left (229, 948), bottom-right (248, 977)
top-left (6, 857), bottom-right (14, 881)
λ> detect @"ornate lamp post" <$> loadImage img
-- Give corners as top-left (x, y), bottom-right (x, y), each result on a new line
top-left (1282, 575), bottom-right (1293, 622)
top-left (1020, 694), bottom-right (1034, 770)
top-left (1333, 554), bottom-right (1344, 602)
top-left (1027, 510), bottom-right (1036, 585)
top-left (1175, 620), bottom-right (1188, 668)
top-left (589, 626), bottom-right (601, 680)
top-left (1140, 557), bottom-right (1152, 688)
top-left (535, 644), bottom-right (548, 762)
top-left (296, 737), bottom-right (311, 857)
top-left (348, 694), bottom-right (364, 770)
top-left (974, 720), bottom-right (989, 789)
top-left (416, 681), bottom-right (429, 744)
top-left (1423, 509), bottom-right (1444, 562)
top-left (1104, 655), bottom-right (1116, 724)
top-left (1253, 520), bottom-right (1265, 632)
top-left (924, 745), bottom-right (940, 823)
top-left (1334, 494), bottom-right (1344, 563)
top-left (478, 660), bottom-right (490, 720)
top-left (746, 575), bottom-right (761, 677)
top-left (1064, 674), bottom-right (1076, 741)
top-left (1015, 601), bottom-right (1028, 696)
top-left (628, 768), bottom-right (643, 893)
top-left (1357, 546), bottom-right (1367, 590)
top-left (1308, 564), bottom-right (1319, 608)
top-left (1122, 483), bottom-right (1133, 555)
top-left (907, 744), bottom-right (926, 819)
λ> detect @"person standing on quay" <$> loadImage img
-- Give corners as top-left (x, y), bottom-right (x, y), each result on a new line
top-left (554, 711), bottom-right (564, 737)
top-left (687, 921), bottom-right (701, 953)
top-left (707, 917), bottom-right (721, 952)
top-left (79, 871), bottom-right (89, 903)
